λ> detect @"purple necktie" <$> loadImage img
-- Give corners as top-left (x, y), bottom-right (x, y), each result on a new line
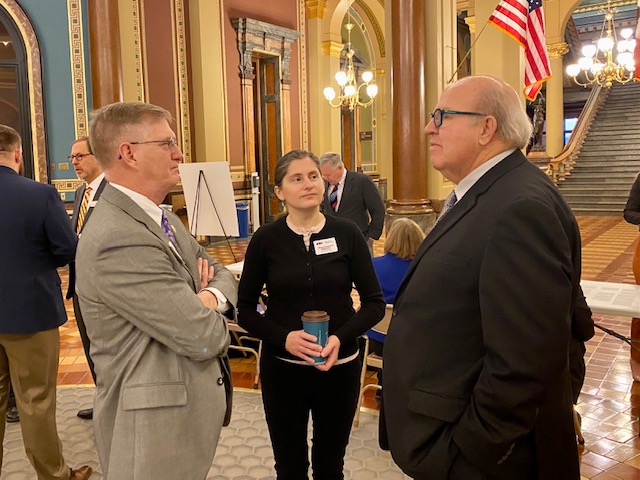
top-left (161, 211), bottom-right (177, 245)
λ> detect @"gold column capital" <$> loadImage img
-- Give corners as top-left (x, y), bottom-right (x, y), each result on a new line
top-left (322, 40), bottom-right (343, 57)
top-left (306, 0), bottom-right (327, 19)
top-left (547, 42), bottom-right (569, 59)
top-left (464, 16), bottom-right (475, 34)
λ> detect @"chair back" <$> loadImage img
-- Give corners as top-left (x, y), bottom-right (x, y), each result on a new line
top-left (371, 304), bottom-right (393, 336)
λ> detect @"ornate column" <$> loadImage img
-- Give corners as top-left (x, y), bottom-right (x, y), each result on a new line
top-left (88, 0), bottom-right (123, 107)
top-left (387, 0), bottom-right (434, 231)
top-left (546, 42), bottom-right (569, 157)
top-left (306, 0), bottom-right (342, 155)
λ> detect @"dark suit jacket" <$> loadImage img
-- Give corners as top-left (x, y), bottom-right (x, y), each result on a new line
top-left (66, 178), bottom-right (107, 299)
top-left (382, 150), bottom-right (581, 480)
top-left (0, 165), bottom-right (77, 334)
top-left (321, 169), bottom-right (385, 240)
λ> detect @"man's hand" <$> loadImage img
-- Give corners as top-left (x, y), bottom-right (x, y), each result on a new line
top-left (285, 330), bottom-right (323, 364)
top-left (315, 335), bottom-right (341, 371)
top-left (197, 289), bottom-right (219, 310)
top-left (197, 257), bottom-right (214, 290)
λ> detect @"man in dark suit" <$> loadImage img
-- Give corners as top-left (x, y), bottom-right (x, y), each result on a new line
top-left (66, 136), bottom-right (106, 420)
top-left (0, 125), bottom-right (92, 480)
top-left (319, 152), bottom-right (385, 254)
top-left (382, 76), bottom-right (581, 480)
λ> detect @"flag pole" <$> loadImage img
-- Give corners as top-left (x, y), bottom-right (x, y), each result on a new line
top-left (448, 19), bottom-right (491, 84)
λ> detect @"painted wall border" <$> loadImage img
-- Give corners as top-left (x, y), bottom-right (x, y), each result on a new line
top-left (298, 0), bottom-right (308, 149)
top-left (172, 0), bottom-right (192, 163)
top-left (0, 0), bottom-right (47, 182)
top-left (132, 0), bottom-right (146, 101)
top-left (66, 0), bottom-right (88, 138)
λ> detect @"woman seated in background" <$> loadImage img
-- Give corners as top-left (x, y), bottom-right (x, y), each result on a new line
top-left (367, 218), bottom-right (425, 394)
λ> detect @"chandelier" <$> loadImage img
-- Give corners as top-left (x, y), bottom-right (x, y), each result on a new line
top-left (323, 11), bottom-right (378, 110)
top-left (566, 0), bottom-right (636, 88)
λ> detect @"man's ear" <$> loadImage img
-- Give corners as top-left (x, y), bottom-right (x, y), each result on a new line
top-left (478, 116), bottom-right (498, 146)
top-left (117, 143), bottom-right (137, 168)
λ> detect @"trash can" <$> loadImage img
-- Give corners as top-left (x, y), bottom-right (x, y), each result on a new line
top-left (236, 202), bottom-right (249, 238)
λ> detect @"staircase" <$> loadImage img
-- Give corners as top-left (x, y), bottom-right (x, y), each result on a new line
top-left (558, 81), bottom-right (640, 216)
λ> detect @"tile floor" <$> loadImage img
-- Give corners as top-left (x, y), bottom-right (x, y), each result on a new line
top-left (55, 215), bottom-right (640, 479)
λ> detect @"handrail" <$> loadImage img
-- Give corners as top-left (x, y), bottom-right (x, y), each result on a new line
top-left (547, 85), bottom-right (608, 184)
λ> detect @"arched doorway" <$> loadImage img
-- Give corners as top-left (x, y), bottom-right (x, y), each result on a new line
top-left (0, 1), bottom-right (46, 182)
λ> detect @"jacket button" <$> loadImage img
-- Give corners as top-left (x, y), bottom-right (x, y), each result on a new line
top-left (217, 377), bottom-right (223, 385)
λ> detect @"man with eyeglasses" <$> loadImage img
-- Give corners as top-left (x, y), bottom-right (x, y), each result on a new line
top-left (382, 76), bottom-right (581, 479)
top-left (75, 102), bottom-right (236, 479)
top-left (66, 137), bottom-right (106, 421)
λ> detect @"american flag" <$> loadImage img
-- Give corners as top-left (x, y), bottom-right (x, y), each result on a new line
top-left (489, 0), bottom-right (551, 101)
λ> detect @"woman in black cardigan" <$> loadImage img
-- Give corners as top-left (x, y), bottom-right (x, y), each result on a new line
top-left (238, 149), bottom-right (385, 479)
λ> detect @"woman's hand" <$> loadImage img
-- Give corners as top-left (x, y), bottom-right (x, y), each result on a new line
top-left (285, 330), bottom-right (323, 364)
top-left (315, 335), bottom-right (341, 371)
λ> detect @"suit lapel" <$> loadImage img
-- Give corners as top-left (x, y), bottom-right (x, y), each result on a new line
top-left (101, 185), bottom-right (199, 290)
top-left (338, 170), bottom-right (353, 212)
top-left (81, 178), bottom-right (107, 232)
top-left (168, 214), bottom-right (201, 292)
top-left (396, 151), bottom-right (527, 302)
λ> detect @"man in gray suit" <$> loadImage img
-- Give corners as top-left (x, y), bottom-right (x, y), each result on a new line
top-left (76, 102), bottom-right (236, 480)
top-left (319, 152), bottom-right (385, 254)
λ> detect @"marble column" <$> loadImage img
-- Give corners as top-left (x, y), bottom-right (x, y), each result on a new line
top-left (387, 0), bottom-right (434, 232)
top-left (88, 0), bottom-right (124, 107)
top-left (546, 42), bottom-right (570, 157)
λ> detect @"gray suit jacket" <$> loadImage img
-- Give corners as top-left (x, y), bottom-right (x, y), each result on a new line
top-left (76, 184), bottom-right (237, 480)
top-left (321, 169), bottom-right (385, 240)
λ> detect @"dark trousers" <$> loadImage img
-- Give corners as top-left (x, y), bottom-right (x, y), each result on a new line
top-left (260, 354), bottom-right (361, 480)
top-left (73, 294), bottom-right (96, 383)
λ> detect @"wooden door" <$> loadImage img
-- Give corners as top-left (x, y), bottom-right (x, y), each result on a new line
top-left (259, 55), bottom-right (283, 223)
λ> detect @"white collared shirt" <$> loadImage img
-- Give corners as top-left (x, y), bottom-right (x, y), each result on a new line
top-left (329, 167), bottom-right (348, 210)
top-left (109, 182), bottom-right (228, 312)
top-left (452, 149), bottom-right (516, 203)
top-left (85, 172), bottom-right (105, 205)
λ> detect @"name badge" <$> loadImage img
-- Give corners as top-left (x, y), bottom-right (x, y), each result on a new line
top-left (89, 200), bottom-right (98, 208)
top-left (313, 238), bottom-right (338, 255)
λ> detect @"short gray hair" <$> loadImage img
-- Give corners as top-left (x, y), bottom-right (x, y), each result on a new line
top-left (466, 76), bottom-right (533, 149)
top-left (89, 102), bottom-right (172, 168)
top-left (319, 152), bottom-right (343, 168)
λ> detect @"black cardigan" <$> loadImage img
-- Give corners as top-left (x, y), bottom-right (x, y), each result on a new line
top-left (237, 215), bottom-right (385, 361)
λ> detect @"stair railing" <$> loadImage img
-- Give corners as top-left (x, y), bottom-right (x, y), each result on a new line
top-left (547, 85), bottom-right (609, 184)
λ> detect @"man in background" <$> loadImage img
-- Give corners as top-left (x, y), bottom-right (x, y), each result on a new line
top-left (319, 152), bottom-right (385, 254)
top-left (76, 102), bottom-right (236, 479)
top-left (382, 76), bottom-right (581, 479)
top-left (66, 136), bottom-right (106, 420)
top-left (0, 124), bottom-right (92, 480)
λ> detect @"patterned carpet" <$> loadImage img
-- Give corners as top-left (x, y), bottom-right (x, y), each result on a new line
top-left (1, 389), bottom-right (407, 480)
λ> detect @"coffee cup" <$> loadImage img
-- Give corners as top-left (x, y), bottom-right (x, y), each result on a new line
top-left (301, 310), bottom-right (330, 365)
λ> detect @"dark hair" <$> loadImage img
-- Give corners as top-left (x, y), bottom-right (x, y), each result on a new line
top-left (274, 149), bottom-right (320, 187)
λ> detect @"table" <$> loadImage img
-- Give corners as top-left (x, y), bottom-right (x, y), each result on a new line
top-left (581, 279), bottom-right (640, 381)
top-left (581, 280), bottom-right (640, 318)
top-left (226, 261), bottom-right (244, 278)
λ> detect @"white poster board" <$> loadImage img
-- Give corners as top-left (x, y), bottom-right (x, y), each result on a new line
top-left (178, 162), bottom-right (240, 237)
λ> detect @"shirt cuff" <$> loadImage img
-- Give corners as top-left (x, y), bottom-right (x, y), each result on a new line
top-left (203, 287), bottom-right (229, 313)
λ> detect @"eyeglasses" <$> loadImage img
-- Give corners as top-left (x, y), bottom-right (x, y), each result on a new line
top-left (67, 153), bottom-right (92, 162)
top-left (429, 108), bottom-right (486, 128)
top-left (129, 137), bottom-right (179, 149)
